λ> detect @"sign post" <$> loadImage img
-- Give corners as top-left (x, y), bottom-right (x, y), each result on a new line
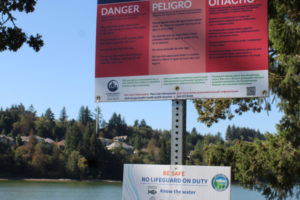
top-left (171, 100), bottom-right (186, 165)
top-left (96, 96), bottom-right (101, 135)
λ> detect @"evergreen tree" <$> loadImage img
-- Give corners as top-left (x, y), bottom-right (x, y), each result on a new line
top-left (84, 106), bottom-right (93, 125)
top-left (59, 107), bottom-right (68, 122)
top-left (66, 151), bottom-right (83, 178)
top-left (100, 119), bottom-right (108, 129)
top-left (133, 120), bottom-right (139, 128)
top-left (106, 113), bottom-right (128, 137)
top-left (44, 108), bottom-right (55, 123)
top-left (225, 125), bottom-right (265, 142)
top-left (225, 126), bottom-right (232, 141)
top-left (35, 116), bottom-right (53, 138)
top-left (140, 119), bottom-right (147, 127)
top-left (78, 106), bottom-right (85, 125)
top-left (78, 106), bottom-right (93, 125)
top-left (65, 123), bottom-right (82, 154)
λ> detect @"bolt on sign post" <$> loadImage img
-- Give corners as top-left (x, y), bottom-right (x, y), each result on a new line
top-left (95, 0), bottom-right (268, 199)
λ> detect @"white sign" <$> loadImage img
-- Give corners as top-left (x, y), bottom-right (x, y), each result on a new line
top-left (122, 164), bottom-right (231, 200)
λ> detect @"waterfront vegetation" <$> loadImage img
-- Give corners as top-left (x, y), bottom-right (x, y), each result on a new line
top-left (0, 104), bottom-right (234, 180)
top-left (0, 104), bottom-right (299, 200)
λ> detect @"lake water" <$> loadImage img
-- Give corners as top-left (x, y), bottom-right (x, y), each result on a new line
top-left (0, 180), bottom-right (298, 200)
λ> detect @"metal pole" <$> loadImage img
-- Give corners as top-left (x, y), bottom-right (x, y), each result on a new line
top-left (171, 100), bottom-right (186, 165)
top-left (96, 96), bottom-right (101, 135)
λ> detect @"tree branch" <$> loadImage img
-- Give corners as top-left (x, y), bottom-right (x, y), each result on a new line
top-left (0, 13), bottom-right (10, 26)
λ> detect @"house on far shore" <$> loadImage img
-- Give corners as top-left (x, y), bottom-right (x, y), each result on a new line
top-left (0, 135), bottom-right (15, 146)
top-left (21, 136), bottom-right (44, 145)
top-left (107, 141), bottom-right (134, 155)
top-left (113, 136), bottom-right (128, 142)
top-left (98, 137), bottom-right (112, 146)
top-left (20, 136), bottom-right (55, 149)
top-left (44, 138), bottom-right (55, 148)
top-left (133, 148), bottom-right (148, 155)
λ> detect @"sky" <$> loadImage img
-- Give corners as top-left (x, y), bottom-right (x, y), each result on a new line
top-left (0, 0), bottom-right (283, 138)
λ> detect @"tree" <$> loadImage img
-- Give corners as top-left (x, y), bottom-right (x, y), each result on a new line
top-left (133, 120), bottom-right (139, 128)
top-left (105, 113), bottom-right (128, 138)
top-left (108, 113), bottom-right (122, 128)
top-left (64, 123), bottom-right (82, 154)
top-left (35, 116), bottom-right (53, 138)
top-left (55, 107), bottom-right (68, 140)
top-left (225, 125), bottom-right (265, 142)
top-left (187, 127), bottom-right (201, 146)
top-left (98, 118), bottom-right (107, 129)
top-left (140, 119), bottom-right (147, 128)
top-left (0, 0), bottom-right (44, 52)
top-left (78, 106), bottom-right (93, 126)
top-left (66, 151), bottom-right (86, 179)
top-left (32, 142), bottom-right (52, 177)
top-left (59, 107), bottom-right (68, 122)
top-left (0, 141), bottom-right (14, 175)
top-left (12, 113), bottom-right (35, 136)
top-left (193, 1), bottom-right (299, 199)
top-left (81, 125), bottom-right (106, 179)
top-left (45, 108), bottom-right (55, 123)
top-left (159, 137), bottom-right (170, 164)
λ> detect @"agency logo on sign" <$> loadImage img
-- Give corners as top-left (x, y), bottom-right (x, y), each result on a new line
top-left (211, 174), bottom-right (229, 192)
top-left (107, 80), bottom-right (119, 92)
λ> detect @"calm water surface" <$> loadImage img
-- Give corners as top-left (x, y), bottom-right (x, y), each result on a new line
top-left (0, 181), bottom-right (297, 200)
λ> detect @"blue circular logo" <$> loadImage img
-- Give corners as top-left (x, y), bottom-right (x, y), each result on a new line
top-left (212, 174), bottom-right (229, 192)
top-left (107, 80), bottom-right (119, 92)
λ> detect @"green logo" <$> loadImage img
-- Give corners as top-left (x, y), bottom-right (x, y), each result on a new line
top-left (212, 174), bottom-right (229, 192)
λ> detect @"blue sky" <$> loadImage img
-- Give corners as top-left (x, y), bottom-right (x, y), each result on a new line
top-left (0, 0), bottom-right (283, 137)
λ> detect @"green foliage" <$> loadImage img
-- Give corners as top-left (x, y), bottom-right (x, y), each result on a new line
top-left (204, 135), bottom-right (300, 200)
top-left (193, 98), bottom-right (264, 127)
top-left (35, 116), bottom-right (53, 138)
top-left (12, 114), bottom-right (35, 136)
top-left (1, 102), bottom-right (298, 200)
top-left (102, 113), bottom-right (128, 138)
top-left (78, 106), bottom-right (93, 126)
top-left (187, 133), bottom-right (225, 165)
top-left (0, 104), bottom-right (35, 137)
top-left (226, 125), bottom-right (265, 142)
top-left (65, 123), bottom-right (82, 154)
top-left (0, 142), bottom-right (14, 175)
top-left (59, 107), bottom-right (68, 122)
top-left (66, 151), bottom-right (84, 178)
top-left (0, 0), bottom-right (44, 52)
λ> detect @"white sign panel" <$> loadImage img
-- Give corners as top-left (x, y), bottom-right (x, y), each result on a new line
top-left (122, 164), bottom-right (231, 200)
top-left (96, 70), bottom-right (268, 102)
